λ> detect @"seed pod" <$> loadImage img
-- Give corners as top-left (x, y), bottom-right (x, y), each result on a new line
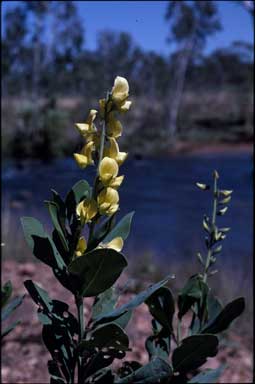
top-left (212, 245), bottom-right (222, 255)
top-left (219, 196), bottom-right (231, 204)
top-left (220, 227), bottom-right (231, 233)
top-left (210, 256), bottom-right (217, 264)
top-left (197, 252), bottom-right (204, 265)
top-left (220, 190), bottom-right (233, 197)
top-left (217, 207), bottom-right (228, 215)
top-left (213, 170), bottom-right (219, 179)
top-left (196, 182), bottom-right (209, 191)
top-left (203, 219), bottom-right (210, 233)
top-left (215, 231), bottom-right (222, 241)
top-left (208, 269), bottom-right (218, 276)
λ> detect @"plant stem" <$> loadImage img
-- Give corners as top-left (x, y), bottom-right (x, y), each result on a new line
top-left (177, 319), bottom-right (182, 346)
top-left (203, 173), bottom-right (218, 283)
top-left (97, 120), bottom-right (106, 175)
top-left (75, 295), bottom-right (84, 384)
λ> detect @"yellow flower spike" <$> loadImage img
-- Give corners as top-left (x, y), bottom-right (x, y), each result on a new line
top-left (112, 76), bottom-right (129, 103)
top-left (97, 187), bottom-right (119, 216)
top-left (104, 137), bottom-right (128, 166)
top-left (76, 198), bottom-right (97, 225)
top-left (75, 236), bottom-right (87, 257)
top-left (107, 113), bottom-right (123, 138)
top-left (99, 157), bottom-right (119, 185)
top-left (98, 237), bottom-right (124, 252)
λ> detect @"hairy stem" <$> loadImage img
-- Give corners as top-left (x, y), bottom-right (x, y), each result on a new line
top-left (177, 319), bottom-right (182, 346)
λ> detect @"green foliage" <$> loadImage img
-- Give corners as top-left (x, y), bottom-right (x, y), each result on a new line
top-left (1, 281), bottom-right (24, 339)
top-left (21, 79), bottom-right (245, 383)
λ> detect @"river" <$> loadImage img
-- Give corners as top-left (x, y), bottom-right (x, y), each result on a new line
top-left (2, 153), bottom-right (253, 283)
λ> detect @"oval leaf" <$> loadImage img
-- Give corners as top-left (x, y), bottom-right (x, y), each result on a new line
top-left (103, 211), bottom-right (135, 243)
top-left (172, 334), bottom-right (219, 374)
top-left (68, 249), bottom-right (127, 297)
top-left (201, 297), bottom-right (245, 334)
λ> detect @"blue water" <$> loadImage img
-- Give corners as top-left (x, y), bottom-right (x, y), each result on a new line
top-left (2, 153), bottom-right (253, 277)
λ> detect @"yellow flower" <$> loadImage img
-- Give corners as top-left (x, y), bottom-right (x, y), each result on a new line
top-left (104, 138), bottom-right (128, 166)
top-left (75, 109), bottom-right (97, 139)
top-left (119, 100), bottom-right (132, 113)
top-left (75, 236), bottom-right (87, 257)
top-left (107, 113), bottom-right (123, 138)
top-left (73, 141), bottom-right (95, 169)
top-left (99, 157), bottom-right (124, 188)
top-left (98, 237), bottom-right (124, 252)
top-left (99, 157), bottom-right (118, 184)
top-left (112, 76), bottom-right (129, 103)
top-left (76, 198), bottom-right (97, 225)
top-left (97, 187), bottom-right (119, 216)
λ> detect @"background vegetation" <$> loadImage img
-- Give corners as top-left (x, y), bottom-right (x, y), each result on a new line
top-left (1, 1), bottom-right (253, 162)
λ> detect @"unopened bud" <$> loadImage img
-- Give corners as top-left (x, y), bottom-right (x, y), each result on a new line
top-left (220, 227), bottom-right (231, 233)
top-left (208, 269), bottom-right (218, 276)
top-left (203, 219), bottom-right (210, 233)
top-left (197, 252), bottom-right (204, 265)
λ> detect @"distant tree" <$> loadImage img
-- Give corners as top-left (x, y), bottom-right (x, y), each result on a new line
top-left (1, 5), bottom-right (27, 95)
top-left (96, 31), bottom-right (140, 92)
top-left (165, 1), bottom-right (221, 143)
top-left (50, 1), bottom-right (84, 94)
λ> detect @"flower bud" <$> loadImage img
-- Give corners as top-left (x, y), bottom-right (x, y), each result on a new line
top-left (97, 187), bottom-right (119, 216)
top-left (217, 207), bottom-right (228, 216)
top-left (75, 237), bottom-right (87, 257)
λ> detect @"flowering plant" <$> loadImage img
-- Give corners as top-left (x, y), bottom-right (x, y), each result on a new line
top-left (21, 77), bottom-right (244, 383)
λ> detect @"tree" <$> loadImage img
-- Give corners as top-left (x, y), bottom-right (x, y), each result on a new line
top-left (165, 1), bottom-right (221, 143)
top-left (1, 5), bottom-right (27, 95)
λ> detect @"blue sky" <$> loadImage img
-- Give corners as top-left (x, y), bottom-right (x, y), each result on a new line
top-left (2, 1), bottom-right (254, 56)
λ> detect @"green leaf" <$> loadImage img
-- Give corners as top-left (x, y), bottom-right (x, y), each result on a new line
top-left (201, 297), bottom-right (245, 334)
top-left (91, 288), bottom-right (132, 330)
top-left (24, 280), bottom-right (53, 312)
top-left (187, 364), bottom-right (226, 383)
top-left (1, 295), bottom-right (24, 322)
top-left (45, 201), bottom-right (69, 252)
top-left (92, 288), bottom-right (117, 320)
top-left (79, 323), bottom-right (129, 354)
top-left (145, 333), bottom-right (170, 361)
top-left (1, 281), bottom-right (13, 308)
top-left (93, 276), bottom-right (172, 326)
top-left (65, 180), bottom-right (91, 221)
top-left (21, 217), bottom-right (66, 270)
top-left (115, 357), bottom-right (172, 383)
top-left (145, 287), bottom-right (175, 334)
top-left (172, 334), bottom-right (219, 374)
top-left (178, 275), bottom-right (208, 320)
top-left (103, 211), bottom-right (135, 243)
top-left (207, 293), bottom-right (223, 324)
top-left (68, 248), bottom-right (128, 297)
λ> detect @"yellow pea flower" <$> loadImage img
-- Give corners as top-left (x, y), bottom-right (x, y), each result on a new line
top-left (97, 187), bottom-right (119, 216)
top-left (76, 198), bottom-right (97, 225)
top-left (75, 109), bottom-right (97, 138)
top-left (107, 113), bottom-right (123, 138)
top-left (112, 76), bottom-right (129, 103)
top-left (119, 100), bottom-right (132, 113)
top-left (104, 137), bottom-right (128, 166)
top-left (98, 237), bottom-right (124, 252)
top-left (75, 236), bottom-right (87, 257)
top-left (99, 157), bottom-right (118, 184)
top-left (73, 141), bottom-right (95, 169)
